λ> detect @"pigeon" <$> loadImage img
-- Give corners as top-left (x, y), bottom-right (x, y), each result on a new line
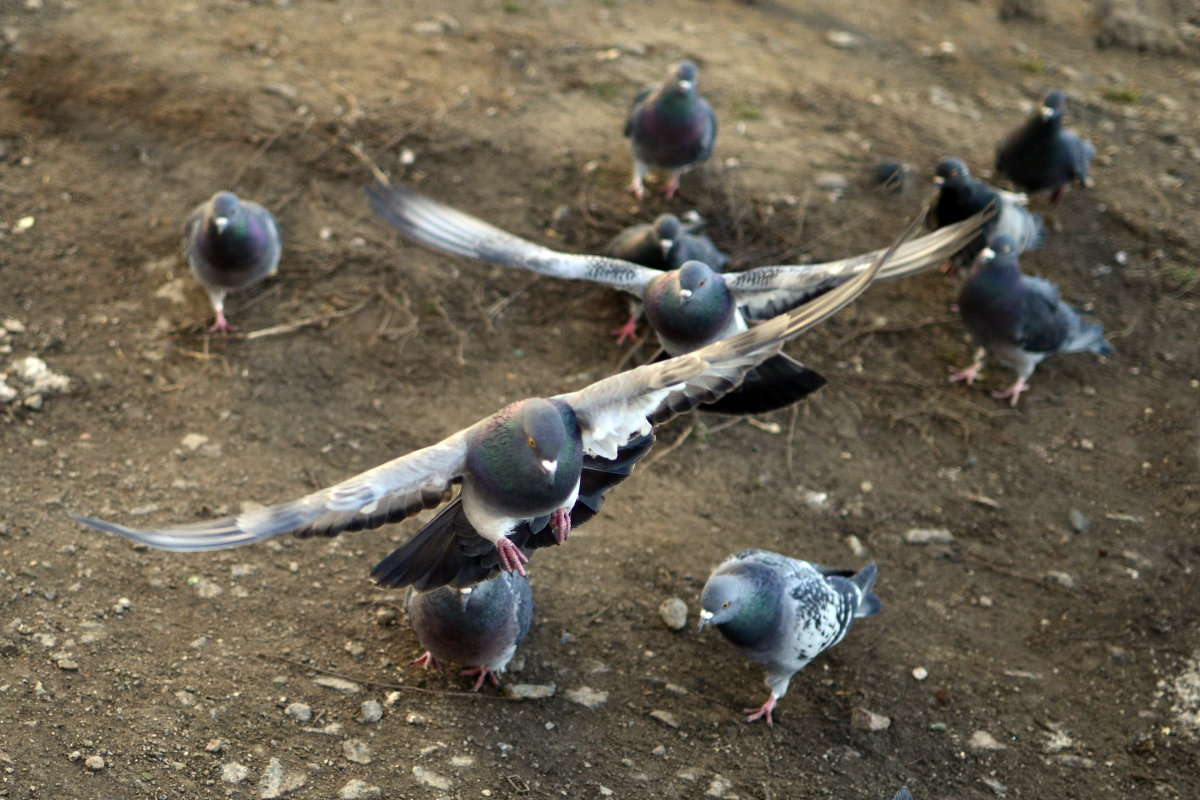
top-left (698, 550), bottom-right (880, 726)
top-left (949, 234), bottom-right (1113, 406)
top-left (605, 213), bottom-right (730, 272)
top-left (71, 218), bottom-right (903, 592)
top-left (366, 182), bottom-right (989, 414)
top-left (931, 158), bottom-right (1046, 270)
top-left (183, 191), bottom-right (282, 333)
top-left (624, 60), bottom-right (718, 199)
top-left (406, 571), bottom-right (533, 690)
top-left (893, 789), bottom-right (913, 800)
top-left (994, 89), bottom-right (1095, 204)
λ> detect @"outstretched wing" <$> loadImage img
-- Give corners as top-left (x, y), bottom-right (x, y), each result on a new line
top-left (727, 207), bottom-right (990, 321)
top-left (366, 182), bottom-right (663, 296)
top-left (71, 430), bottom-right (473, 551)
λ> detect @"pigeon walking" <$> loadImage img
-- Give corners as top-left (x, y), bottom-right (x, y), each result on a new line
top-left (367, 182), bottom-right (988, 414)
top-left (995, 89), bottom-right (1095, 204)
top-left (699, 550), bottom-right (880, 726)
top-left (183, 191), bottom-right (282, 333)
top-left (407, 572), bottom-right (533, 690)
top-left (624, 60), bottom-right (717, 199)
top-left (605, 213), bottom-right (730, 273)
top-left (950, 234), bottom-right (1113, 406)
top-left (71, 221), bottom-right (903, 592)
top-left (931, 157), bottom-right (1046, 269)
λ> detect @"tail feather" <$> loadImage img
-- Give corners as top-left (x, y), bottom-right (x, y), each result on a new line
top-left (1065, 315), bottom-right (1113, 356)
top-left (697, 352), bottom-right (827, 415)
top-left (850, 562), bottom-right (881, 618)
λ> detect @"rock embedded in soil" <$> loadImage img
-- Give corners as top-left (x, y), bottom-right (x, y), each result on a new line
top-left (904, 528), bottom-right (955, 545)
top-left (969, 730), bottom-right (1007, 751)
top-left (285, 702), bottom-right (312, 722)
top-left (502, 683), bottom-right (556, 700)
top-left (360, 700), bottom-right (383, 723)
top-left (342, 739), bottom-right (373, 765)
top-left (658, 597), bottom-right (688, 631)
top-left (850, 706), bottom-right (891, 731)
top-left (341, 780), bottom-right (382, 800)
top-left (565, 686), bottom-right (609, 710)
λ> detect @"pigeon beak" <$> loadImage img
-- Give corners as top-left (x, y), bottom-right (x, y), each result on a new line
top-left (659, 239), bottom-right (674, 257)
top-left (933, 176), bottom-right (944, 186)
top-left (679, 288), bottom-right (693, 303)
top-left (979, 247), bottom-right (996, 261)
top-left (214, 215), bottom-right (230, 233)
top-left (696, 609), bottom-right (713, 631)
top-left (1040, 105), bottom-right (1055, 120)
top-left (678, 79), bottom-right (694, 92)
top-left (540, 458), bottom-right (558, 476)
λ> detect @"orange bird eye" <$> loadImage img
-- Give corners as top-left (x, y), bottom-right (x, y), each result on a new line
top-left (722, 601), bottom-right (730, 608)
top-left (527, 437), bottom-right (536, 448)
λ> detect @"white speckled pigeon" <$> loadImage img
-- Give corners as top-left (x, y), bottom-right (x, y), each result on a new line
top-left (698, 550), bottom-right (880, 726)
top-left (624, 60), bottom-right (717, 199)
top-left (995, 89), bottom-right (1095, 204)
top-left (949, 234), bottom-right (1113, 406)
top-left (71, 222), bottom-right (900, 591)
top-left (605, 213), bottom-right (730, 273)
top-left (366, 181), bottom-right (988, 414)
top-left (183, 191), bottom-right (282, 333)
top-left (931, 157), bottom-right (1046, 269)
top-left (406, 571), bottom-right (533, 690)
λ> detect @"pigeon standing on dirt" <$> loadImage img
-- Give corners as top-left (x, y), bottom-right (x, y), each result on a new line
top-left (71, 225), bottom-right (899, 592)
top-left (406, 571), bottom-right (533, 690)
top-left (698, 550), bottom-right (881, 726)
top-left (605, 213), bottom-right (730, 273)
top-left (931, 157), bottom-right (1046, 269)
top-left (950, 234), bottom-right (1113, 406)
top-left (624, 60), bottom-right (717, 199)
top-left (183, 191), bottom-right (282, 333)
top-left (994, 89), bottom-right (1095, 204)
top-left (366, 182), bottom-right (989, 414)
top-left (893, 789), bottom-right (913, 800)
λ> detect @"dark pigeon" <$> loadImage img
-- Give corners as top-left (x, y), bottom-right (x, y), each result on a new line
top-left (367, 182), bottom-right (989, 415)
top-left (183, 191), bottom-right (281, 333)
top-left (624, 60), bottom-right (718, 199)
top-left (995, 89), bottom-right (1095, 203)
top-left (605, 213), bottom-right (730, 273)
top-left (71, 221), bottom-right (900, 591)
top-left (699, 550), bottom-right (880, 725)
top-left (406, 571), bottom-right (533, 690)
top-left (931, 157), bottom-right (1046, 269)
top-left (950, 234), bottom-right (1113, 406)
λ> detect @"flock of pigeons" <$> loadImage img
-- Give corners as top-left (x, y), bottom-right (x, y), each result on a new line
top-left (72, 59), bottom-right (1109, 782)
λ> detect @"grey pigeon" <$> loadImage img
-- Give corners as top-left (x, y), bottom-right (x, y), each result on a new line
top-left (931, 157), bottom-right (1046, 269)
top-left (698, 550), bottom-right (880, 725)
top-left (624, 60), bottom-right (717, 199)
top-left (950, 234), bottom-right (1113, 406)
top-left (605, 213), bottom-right (730, 274)
top-left (71, 223), bottom-right (901, 592)
top-left (406, 571), bottom-right (533, 690)
top-left (995, 89), bottom-right (1095, 204)
top-left (183, 191), bottom-right (282, 333)
top-left (893, 789), bottom-right (913, 800)
top-left (366, 182), bottom-right (988, 414)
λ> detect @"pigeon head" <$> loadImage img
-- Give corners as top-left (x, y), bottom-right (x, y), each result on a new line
top-left (653, 214), bottom-right (683, 256)
top-left (657, 61), bottom-right (700, 110)
top-left (208, 192), bottom-right (244, 234)
top-left (698, 569), bottom-right (778, 645)
top-left (1040, 89), bottom-right (1067, 121)
top-left (513, 399), bottom-right (571, 479)
top-left (934, 158), bottom-right (970, 186)
top-left (643, 260), bottom-right (734, 348)
top-left (674, 60), bottom-right (699, 91)
top-left (981, 233), bottom-right (1018, 261)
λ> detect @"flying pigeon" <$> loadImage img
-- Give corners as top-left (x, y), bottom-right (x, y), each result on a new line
top-left (183, 191), bottom-right (282, 333)
top-left (605, 213), bottom-right (730, 273)
top-left (624, 60), bottom-right (718, 199)
top-left (931, 157), bottom-right (1046, 270)
top-left (71, 219), bottom-right (903, 592)
top-left (406, 571), bottom-right (533, 690)
top-left (698, 550), bottom-right (880, 726)
top-left (949, 234), bottom-right (1113, 406)
top-left (366, 182), bottom-right (988, 414)
top-left (995, 89), bottom-right (1095, 204)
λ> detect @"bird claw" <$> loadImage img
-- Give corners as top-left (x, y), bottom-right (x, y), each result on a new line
top-left (461, 665), bottom-right (501, 692)
top-left (743, 695), bottom-right (777, 726)
top-left (550, 508), bottom-right (572, 545)
top-left (611, 315), bottom-right (640, 346)
top-left (626, 179), bottom-right (646, 200)
top-left (208, 313), bottom-right (238, 335)
top-left (991, 380), bottom-right (1028, 407)
top-left (663, 174), bottom-right (682, 199)
top-left (948, 364), bottom-right (983, 385)
top-left (495, 538), bottom-right (529, 577)
top-left (411, 651), bottom-right (442, 672)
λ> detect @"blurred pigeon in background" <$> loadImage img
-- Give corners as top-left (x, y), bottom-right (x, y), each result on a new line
top-left (624, 60), bottom-right (717, 199)
top-left (950, 233), bottom-right (1113, 406)
top-left (698, 550), bottom-right (880, 725)
top-left (893, 789), bottom-right (913, 800)
top-left (183, 191), bottom-right (281, 333)
top-left (605, 212), bottom-right (730, 273)
top-left (406, 571), bottom-right (533, 690)
top-left (995, 89), bottom-right (1095, 204)
top-left (931, 157), bottom-right (1046, 269)
top-left (72, 228), bottom-right (897, 591)
top-left (366, 182), bottom-right (988, 414)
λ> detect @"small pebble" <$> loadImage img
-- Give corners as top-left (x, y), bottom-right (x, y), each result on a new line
top-left (342, 738), bottom-right (373, 765)
top-left (405, 711), bottom-right (428, 725)
top-left (221, 762), bottom-right (250, 784)
top-left (652, 744), bottom-right (667, 757)
top-left (84, 755), bottom-right (105, 771)
top-left (649, 710), bottom-right (680, 729)
top-left (980, 775), bottom-right (1008, 796)
top-left (502, 683), bottom-right (556, 700)
top-left (904, 528), bottom-right (955, 545)
top-left (705, 774), bottom-right (732, 798)
top-left (313, 676), bottom-right (361, 694)
top-left (658, 597), bottom-right (688, 631)
top-left (360, 700), bottom-right (384, 723)
top-left (850, 706), bottom-right (891, 731)
top-left (912, 666), bottom-right (929, 681)
top-left (57, 658), bottom-right (79, 671)
top-left (412, 766), bottom-right (452, 791)
top-left (565, 686), bottom-right (609, 710)
top-left (286, 702), bottom-right (313, 722)
top-left (1043, 571), bottom-right (1077, 590)
top-left (341, 779), bottom-right (382, 800)
top-left (825, 30), bottom-right (861, 49)
top-left (969, 730), bottom-right (1007, 751)
top-left (1069, 509), bottom-right (1090, 533)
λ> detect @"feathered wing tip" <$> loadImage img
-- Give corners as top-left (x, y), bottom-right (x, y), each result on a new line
top-left (371, 434), bottom-right (657, 590)
top-left (1027, 212), bottom-right (1048, 250)
top-left (850, 562), bottom-right (881, 618)
top-left (696, 353), bottom-right (827, 415)
top-left (1067, 315), bottom-right (1114, 357)
top-left (893, 788), bottom-right (913, 800)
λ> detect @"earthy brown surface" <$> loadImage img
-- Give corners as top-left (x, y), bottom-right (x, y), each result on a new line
top-left (2, 1), bottom-right (1199, 798)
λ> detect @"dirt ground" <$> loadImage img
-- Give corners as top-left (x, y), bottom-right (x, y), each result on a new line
top-left (2, 0), bottom-right (1199, 798)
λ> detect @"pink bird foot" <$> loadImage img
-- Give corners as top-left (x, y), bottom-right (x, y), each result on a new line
top-left (948, 363), bottom-right (983, 385)
top-left (743, 694), bottom-right (778, 726)
top-left (611, 314), bottom-right (640, 345)
top-left (550, 507), bottom-right (572, 545)
top-left (1050, 185), bottom-right (1066, 205)
top-left (663, 173), bottom-right (682, 199)
top-left (208, 310), bottom-right (238, 334)
top-left (991, 379), bottom-right (1029, 407)
top-left (496, 538), bottom-right (529, 577)
top-left (461, 665), bottom-right (501, 692)
top-left (411, 651), bottom-right (442, 672)
top-left (627, 178), bottom-right (646, 200)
